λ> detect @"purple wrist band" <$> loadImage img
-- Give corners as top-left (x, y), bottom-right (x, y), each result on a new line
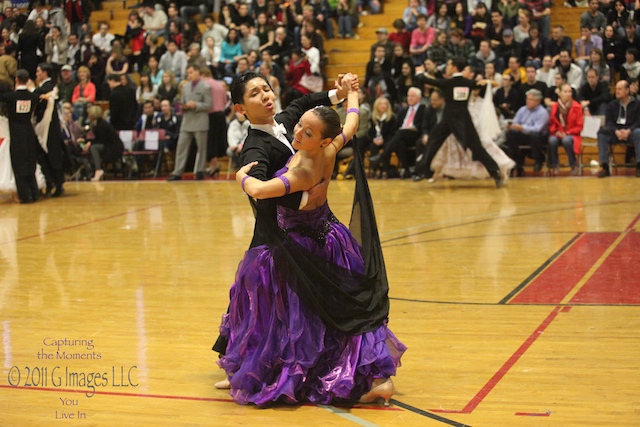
top-left (278, 175), bottom-right (291, 195)
top-left (346, 108), bottom-right (360, 115)
top-left (341, 132), bottom-right (347, 143)
top-left (241, 175), bottom-right (250, 192)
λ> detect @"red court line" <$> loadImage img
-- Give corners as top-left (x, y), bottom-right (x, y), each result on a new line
top-left (515, 412), bottom-right (550, 417)
top-left (0, 204), bottom-right (164, 247)
top-left (511, 233), bottom-right (619, 304)
top-left (571, 232), bottom-right (640, 304)
top-left (625, 211), bottom-right (640, 231)
top-left (430, 306), bottom-right (567, 414)
top-left (0, 385), bottom-right (402, 411)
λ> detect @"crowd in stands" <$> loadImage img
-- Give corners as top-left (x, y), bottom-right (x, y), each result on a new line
top-left (2, 0), bottom-right (639, 184)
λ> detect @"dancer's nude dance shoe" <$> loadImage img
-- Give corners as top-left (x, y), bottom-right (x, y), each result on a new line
top-left (214, 378), bottom-right (230, 389)
top-left (359, 378), bottom-right (394, 406)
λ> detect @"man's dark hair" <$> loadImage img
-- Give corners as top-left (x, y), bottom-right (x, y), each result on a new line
top-left (38, 62), bottom-right (53, 77)
top-left (107, 74), bottom-right (121, 82)
top-left (450, 56), bottom-right (467, 73)
top-left (230, 71), bottom-right (272, 105)
top-left (16, 69), bottom-right (29, 84)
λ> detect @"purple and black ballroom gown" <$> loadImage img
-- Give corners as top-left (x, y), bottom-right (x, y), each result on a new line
top-left (217, 164), bottom-right (406, 406)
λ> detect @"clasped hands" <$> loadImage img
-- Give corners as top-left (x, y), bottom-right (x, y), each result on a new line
top-left (334, 73), bottom-right (359, 99)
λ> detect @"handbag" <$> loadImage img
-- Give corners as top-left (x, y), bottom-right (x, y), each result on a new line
top-left (300, 73), bottom-right (324, 93)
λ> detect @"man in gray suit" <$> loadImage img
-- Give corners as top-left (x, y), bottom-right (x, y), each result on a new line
top-left (168, 65), bottom-right (212, 181)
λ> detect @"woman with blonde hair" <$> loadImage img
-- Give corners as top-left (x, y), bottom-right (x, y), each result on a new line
top-left (157, 70), bottom-right (178, 103)
top-left (86, 105), bottom-right (124, 182)
top-left (106, 46), bottom-right (129, 76)
top-left (72, 65), bottom-right (96, 118)
top-left (366, 96), bottom-right (397, 178)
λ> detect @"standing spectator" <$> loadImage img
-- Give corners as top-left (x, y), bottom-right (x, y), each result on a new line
top-left (579, 68), bottom-right (610, 115)
top-left (64, 0), bottom-right (92, 40)
top-left (107, 73), bottom-right (137, 130)
top-left (48, 0), bottom-right (68, 37)
top-left (44, 26), bottom-right (68, 76)
top-left (548, 84), bottom-right (583, 175)
top-left (596, 80), bottom-right (640, 177)
top-left (167, 65), bottom-right (212, 181)
top-left (0, 43), bottom-right (17, 91)
top-left (504, 88), bottom-right (549, 174)
top-left (17, 20), bottom-right (44, 80)
top-left (203, 69), bottom-right (228, 176)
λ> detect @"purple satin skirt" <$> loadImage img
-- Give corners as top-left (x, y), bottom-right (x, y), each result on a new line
top-left (218, 203), bottom-right (406, 406)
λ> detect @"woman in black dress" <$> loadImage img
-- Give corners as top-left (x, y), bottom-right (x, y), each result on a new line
top-left (18, 20), bottom-right (44, 80)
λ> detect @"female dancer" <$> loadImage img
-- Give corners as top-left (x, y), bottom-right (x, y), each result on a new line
top-left (216, 73), bottom-right (405, 406)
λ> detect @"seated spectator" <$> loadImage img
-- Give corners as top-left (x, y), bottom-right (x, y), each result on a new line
top-left (92, 22), bottom-right (114, 58)
top-left (504, 88), bottom-right (550, 175)
top-left (301, 34), bottom-right (321, 75)
top-left (546, 25), bottom-right (573, 64)
top-left (502, 56), bottom-right (526, 86)
top-left (226, 110), bottom-right (250, 170)
top-left (522, 0), bottom-right (551, 39)
top-left (583, 47), bottom-right (611, 83)
top-left (487, 9), bottom-right (508, 49)
top-left (452, 2), bottom-right (472, 38)
top-left (71, 65), bottom-right (96, 120)
top-left (537, 54), bottom-right (554, 86)
top-left (469, 2), bottom-right (490, 49)
top-left (415, 87), bottom-right (445, 166)
top-left (597, 80), bottom-right (640, 177)
top-left (369, 86), bottom-right (424, 179)
top-left (545, 70), bottom-right (577, 107)
top-left (620, 47), bottom-right (640, 81)
top-left (125, 11), bottom-right (145, 70)
top-left (157, 99), bottom-right (180, 151)
top-left (282, 49), bottom-right (311, 108)
top-left (575, 25), bottom-right (603, 71)
top-left (86, 105), bottom-right (125, 182)
top-left (336, 0), bottom-right (357, 39)
top-left (497, 0), bottom-right (519, 28)
top-left (514, 9), bottom-right (532, 44)
top-left (521, 64), bottom-right (548, 95)
top-left (256, 12), bottom-right (275, 51)
top-left (219, 28), bottom-right (242, 76)
top-left (427, 30), bottom-right (449, 70)
top-left (606, 0), bottom-right (629, 37)
top-left (484, 61), bottom-right (502, 90)
top-left (135, 100), bottom-right (161, 135)
top-left (580, 0), bottom-right (606, 35)
top-left (259, 60), bottom-right (282, 113)
top-left (140, 34), bottom-right (167, 68)
top-left (179, 0), bottom-right (207, 23)
top-left (87, 52), bottom-right (106, 100)
top-left (238, 22), bottom-right (259, 56)
top-left (366, 62), bottom-right (397, 107)
top-left (495, 73), bottom-right (522, 119)
top-left (268, 26), bottom-right (293, 70)
top-left (403, 0), bottom-right (427, 32)
top-left (61, 102), bottom-right (93, 180)
top-left (549, 50), bottom-right (583, 90)
top-left (166, 19), bottom-right (183, 48)
top-left (57, 64), bottom-right (77, 104)
top-left (427, 3), bottom-right (451, 35)
top-left (370, 27), bottom-right (394, 62)
top-left (159, 40), bottom-right (188, 83)
top-left (548, 84), bottom-right (584, 175)
top-left (495, 29), bottom-right (521, 72)
top-left (364, 96), bottom-right (397, 178)
top-left (181, 18), bottom-right (202, 51)
top-left (447, 28), bottom-right (476, 65)
top-left (473, 39), bottom-right (496, 70)
top-left (579, 68), bottom-right (610, 116)
top-left (146, 55), bottom-right (164, 87)
top-left (186, 42), bottom-right (207, 71)
top-left (201, 14), bottom-right (229, 54)
top-left (620, 20), bottom-right (640, 57)
top-left (158, 71), bottom-right (178, 105)
top-left (106, 46), bottom-right (130, 77)
top-left (603, 24), bottom-right (624, 75)
top-left (521, 25), bottom-right (546, 68)
top-left (390, 43), bottom-right (409, 79)
top-left (140, 2), bottom-right (168, 38)
top-left (365, 45), bottom-right (392, 86)
top-left (409, 14), bottom-right (435, 66)
top-left (394, 59), bottom-right (415, 109)
top-left (136, 72), bottom-right (158, 107)
top-left (389, 18), bottom-right (411, 54)
top-left (44, 25), bottom-right (67, 75)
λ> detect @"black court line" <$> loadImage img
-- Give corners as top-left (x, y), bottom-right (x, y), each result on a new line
top-left (381, 230), bottom-right (577, 249)
top-left (389, 296), bottom-right (640, 307)
top-left (379, 200), bottom-right (635, 246)
top-left (497, 232), bottom-right (584, 304)
top-left (390, 399), bottom-right (471, 427)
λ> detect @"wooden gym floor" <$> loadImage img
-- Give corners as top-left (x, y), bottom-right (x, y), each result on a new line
top-left (0, 175), bottom-right (639, 426)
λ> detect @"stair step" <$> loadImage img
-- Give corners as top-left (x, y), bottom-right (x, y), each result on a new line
top-left (328, 50), bottom-right (371, 65)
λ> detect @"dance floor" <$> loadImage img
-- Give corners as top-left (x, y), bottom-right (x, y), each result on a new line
top-left (1, 174), bottom-right (639, 426)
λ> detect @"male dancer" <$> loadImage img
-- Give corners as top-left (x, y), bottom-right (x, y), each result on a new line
top-left (0, 69), bottom-right (46, 203)
top-left (34, 62), bottom-right (66, 197)
top-left (413, 57), bottom-right (504, 187)
top-left (212, 72), bottom-right (353, 378)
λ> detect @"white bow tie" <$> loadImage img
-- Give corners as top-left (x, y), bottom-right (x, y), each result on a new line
top-left (273, 123), bottom-right (287, 140)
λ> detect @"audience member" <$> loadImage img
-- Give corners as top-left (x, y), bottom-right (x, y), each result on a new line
top-left (548, 84), bottom-right (584, 175)
top-left (579, 68), bottom-right (610, 116)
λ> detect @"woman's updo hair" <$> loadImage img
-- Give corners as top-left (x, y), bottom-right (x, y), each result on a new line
top-left (311, 106), bottom-right (342, 140)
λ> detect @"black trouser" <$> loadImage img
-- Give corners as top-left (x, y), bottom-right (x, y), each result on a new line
top-left (378, 128), bottom-right (418, 172)
top-left (15, 174), bottom-right (39, 203)
top-left (416, 118), bottom-right (500, 179)
top-left (505, 130), bottom-right (546, 168)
